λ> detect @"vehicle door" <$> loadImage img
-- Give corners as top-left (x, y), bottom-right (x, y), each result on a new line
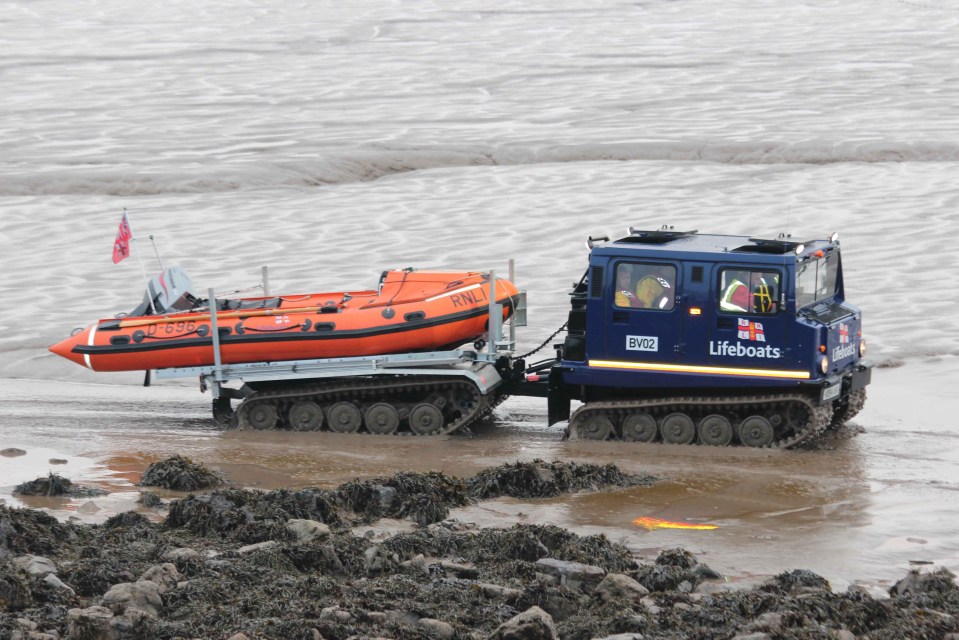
top-left (707, 265), bottom-right (790, 369)
top-left (604, 260), bottom-right (683, 364)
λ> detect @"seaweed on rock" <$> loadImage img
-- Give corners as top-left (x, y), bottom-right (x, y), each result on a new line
top-left (139, 455), bottom-right (224, 491)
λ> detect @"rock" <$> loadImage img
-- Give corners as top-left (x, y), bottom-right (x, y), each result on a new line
top-left (0, 572), bottom-right (32, 610)
top-left (286, 519), bottom-right (331, 543)
top-left (49, 459), bottom-right (68, 465)
top-left (1, 448), bottom-right (27, 457)
top-left (67, 605), bottom-right (114, 639)
top-left (366, 611), bottom-right (388, 625)
top-left (640, 596), bottom-right (661, 616)
top-left (101, 580), bottom-right (163, 618)
top-left (386, 609), bottom-right (419, 626)
top-left (595, 573), bottom-right (650, 602)
top-left (320, 605), bottom-right (353, 623)
top-left (378, 485), bottom-right (399, 510)
top-left (491, 606), bottom-right (558, 640)
top-left (696, 581), bottom-right (740, 594)
top-left (537, 587), bottom-right (580, 622)
top-left (227, 634), bottom-right (251, 640)
top-left (161, 547), bottom-right (201, 563)
top-left (592, 635), bottom-right (645, 640)
top-left (746, 612), bottom-right (783, 632)
top-left (417, 618), bottom-right (455, 639)
top-left (401, 553), bottom-right (430, 575)
top-left (43, 573), bottom-right (76, 594)
top-left (139, 455), bottom-right (224, 491)
top-left (440, 559), bottom-right (479, 578)
top-left (364, 545), bottom-right (387, 572)
top-left (692, 563), bottom-right (723, 580)
top-left (137, 492), bottom-right (164, 508)
top-left (237, 540), bottom-right (278, 555)
top-left (14, 555), bottom-right (58, 576)
top-left (890, 568), bottom-right (957, 597)
top-left (475, 582), bottom-right (523, 600)
top-left (830, 630), bottom-right (856, 640)
top-left (138, 563), bottom-right (181, 594)
top-left (534, 558), bottom-right (605, 591)
top-left (733, 634), bottom-right (772, 640)
top-left (77, 502), bottom-right (101, 515)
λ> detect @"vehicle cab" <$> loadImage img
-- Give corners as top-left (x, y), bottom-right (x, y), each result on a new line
top-left (557, 228), bottom-right (871, 405)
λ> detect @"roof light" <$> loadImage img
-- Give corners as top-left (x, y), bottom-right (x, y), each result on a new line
top-left (794, 244), bottom-right (805, 255)
top-left (829, 232), bottom-right (840, 243)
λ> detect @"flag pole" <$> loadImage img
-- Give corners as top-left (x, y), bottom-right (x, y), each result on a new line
top-left (122, 209), bottom-right (158, 315)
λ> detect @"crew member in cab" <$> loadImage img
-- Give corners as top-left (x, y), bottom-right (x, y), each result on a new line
top-left (615, 263), bottom-right (674, 310)
top-left (615, 264), bottom-right (641, 307)
top-left (720, 270), bottom-right (779, 314)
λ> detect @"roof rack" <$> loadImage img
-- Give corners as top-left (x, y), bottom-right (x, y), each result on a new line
top-left (733, 236), bottom-right (809, 255)
top-left (620, 226), bottom-right (698, 244)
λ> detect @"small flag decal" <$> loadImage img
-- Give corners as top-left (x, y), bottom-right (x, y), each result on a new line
top-left (737, 318), bottom-right (765, 342)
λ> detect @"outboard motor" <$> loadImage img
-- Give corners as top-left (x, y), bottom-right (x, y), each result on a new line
top-left (131, 266), bottom-right (200, 316)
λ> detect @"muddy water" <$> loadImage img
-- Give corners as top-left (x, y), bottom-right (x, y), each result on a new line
top-left (2, 358), bottom-right (957, 592)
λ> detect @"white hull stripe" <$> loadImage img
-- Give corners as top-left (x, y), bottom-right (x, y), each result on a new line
top-left (85, 326), bottom-right (97, 370)
top-left (589, 359), bottom-right (810, 380)
top-left (425, 283), bottom-right (483, 303)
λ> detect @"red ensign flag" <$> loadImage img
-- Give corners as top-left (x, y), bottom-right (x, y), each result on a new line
top-left (112, 212), bottom-right (133, 264)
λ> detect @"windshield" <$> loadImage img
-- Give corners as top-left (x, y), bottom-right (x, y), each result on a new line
top-left (796, 251), bottom-right (840, 309)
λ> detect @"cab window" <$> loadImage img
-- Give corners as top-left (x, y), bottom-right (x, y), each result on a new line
top-left (719, 269), bottom-right (780, 315)
top-left (796, 252), bottom-right (840, 309)
top-left (614, 263), bottom-right (676, 311)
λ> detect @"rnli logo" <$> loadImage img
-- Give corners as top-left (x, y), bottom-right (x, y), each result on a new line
top-left (737, 318), bottom-right (765, 342)
top-left (832, 323), bottom-right (855, 362)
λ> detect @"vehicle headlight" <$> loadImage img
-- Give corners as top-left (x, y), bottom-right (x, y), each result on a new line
top-left (859, 339), bottom-right (866, 358)
top-left (820, 356), bottom-right (829, 374)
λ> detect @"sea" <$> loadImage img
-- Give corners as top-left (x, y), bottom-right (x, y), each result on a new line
top-left (1, 0), bottom-right (958, 590)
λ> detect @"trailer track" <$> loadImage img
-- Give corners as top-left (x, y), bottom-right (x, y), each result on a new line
top-left (231, 375), bottom-right (502, 436)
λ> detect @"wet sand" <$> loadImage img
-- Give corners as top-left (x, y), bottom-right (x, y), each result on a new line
top-left (2, 357), bottom-right (957, 593)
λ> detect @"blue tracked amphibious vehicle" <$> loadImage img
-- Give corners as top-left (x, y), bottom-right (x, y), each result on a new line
top-left (523, 227), bottom-right (872, 448)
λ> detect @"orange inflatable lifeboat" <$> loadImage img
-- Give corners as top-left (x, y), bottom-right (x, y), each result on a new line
top-left (50, 267), bottom-right (519, 372)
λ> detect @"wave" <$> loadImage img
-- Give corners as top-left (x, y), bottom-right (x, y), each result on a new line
top-left (2, 140), bottom-right (958, 197)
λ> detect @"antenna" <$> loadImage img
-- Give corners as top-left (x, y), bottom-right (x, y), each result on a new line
top-left (149, 234), bottom-right (165, 271)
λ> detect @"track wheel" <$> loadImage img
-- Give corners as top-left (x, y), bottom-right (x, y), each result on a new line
top-left (328, 402), bottom-right (362, 433)
top-left (365, 403), bottom-right (400, 435)
top-left (621, 413), bottom-right (657, 442)
top-left (698, 414), bottom-right (733, 446)
top-left (288, 401), bottom-right (324, 431)
top-left (660, 412), bottom-right (696, 445)
top-left (409, 403), bottom-right (445, 435)
top-left (578, 413), bottom-right (613, 440)
top-left (246, 401), bottom-right (278, 430)
top-left (739, 415), bottom-right (775, 447)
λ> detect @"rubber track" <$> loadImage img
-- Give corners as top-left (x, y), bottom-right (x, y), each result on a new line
top-left (829, 388), bottom-right (867, 430)
top-left (233, 376), bottom-right (497, 436)
top-left (568, 393), bottom-right (835, 450)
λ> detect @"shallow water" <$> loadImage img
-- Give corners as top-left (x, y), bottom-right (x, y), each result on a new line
top-left (2, 0), bottom-right (959, 591)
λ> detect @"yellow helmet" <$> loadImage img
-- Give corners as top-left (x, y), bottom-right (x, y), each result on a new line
top-left (753, 282), bottom-right (773, 313)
